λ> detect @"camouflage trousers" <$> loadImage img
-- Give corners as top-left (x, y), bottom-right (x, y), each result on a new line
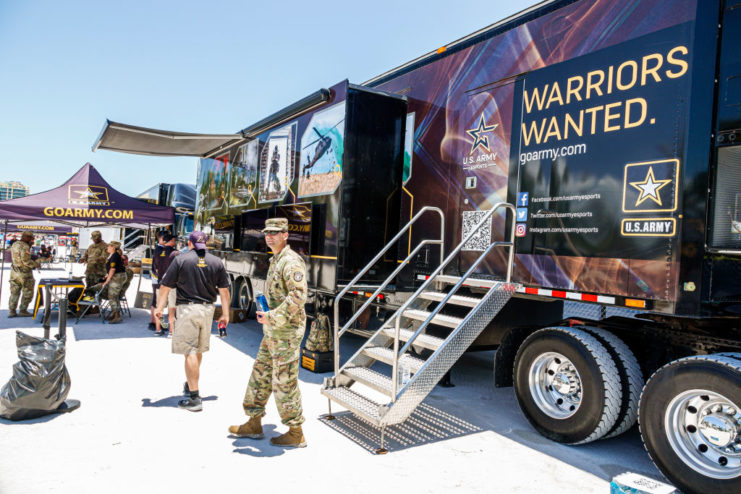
top-left (105, 273), bottom-right (127, 311)
top-left (9, 270), bottom-right (35, 311)
top-left (85, 264), bottom-right (107, 290)
top-left (242, 330), bottom-right (305, 427)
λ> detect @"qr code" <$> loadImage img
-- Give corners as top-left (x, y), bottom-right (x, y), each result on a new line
top-left (462, 211), bottom-right (491, 251)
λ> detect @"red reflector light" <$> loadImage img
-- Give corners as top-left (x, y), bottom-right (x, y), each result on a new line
top-left (582, 294), bottom-right (598, 302)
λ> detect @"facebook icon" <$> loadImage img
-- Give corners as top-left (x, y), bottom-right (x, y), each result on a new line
top-left (516, 207), bottom-right (528, 222)
top-left (517, 192), bottom-right (529, 207)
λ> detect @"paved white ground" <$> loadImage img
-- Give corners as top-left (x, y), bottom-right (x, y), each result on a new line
top-left (0, 263), bottom-right (666, 494)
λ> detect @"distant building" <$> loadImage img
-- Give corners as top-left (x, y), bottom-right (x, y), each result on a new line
top-left (0, 181), bottom-right (30, 200)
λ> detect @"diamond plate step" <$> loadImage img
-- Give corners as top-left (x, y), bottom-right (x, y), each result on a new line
top-left (320, 386), bottom-right (383, 425)
top-left (362, 346), bottom-right (425, 373)
top-left (435, 274), bottom-right (496, 289)
top-left (402, 309), bottom-right (462, 328)
top-left (418, 291), bottom-right (481, 307)
top-left (342, 367), bottom-right (393, 395)
top-left (380, 327), bottom-right (444, 352)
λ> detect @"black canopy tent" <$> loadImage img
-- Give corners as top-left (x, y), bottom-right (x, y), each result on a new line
top-left (0, 162), bottom-right (175, 303)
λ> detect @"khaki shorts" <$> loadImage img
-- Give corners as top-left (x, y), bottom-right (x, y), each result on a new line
top-left (172, 304), bottom-right (215, 355)
top-left (156, 287), bottom-right (177, 309)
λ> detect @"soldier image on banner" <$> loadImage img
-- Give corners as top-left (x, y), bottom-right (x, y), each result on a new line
top-left (8, 231), bottom-right (41, 318)
top-left (229, 217), bottom-right (309, 448)
top-left (80, 230), bottom-right (108, 288)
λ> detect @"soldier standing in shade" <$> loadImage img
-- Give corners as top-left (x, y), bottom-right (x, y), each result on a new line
top-left (8, 231), bottom-right (40, 318)
top-left (229, 217), bottom-right (308, 448)
top-left (80, 230), bottom-right (108, 289)
top-left (98, 241), bottom-right (127, 324)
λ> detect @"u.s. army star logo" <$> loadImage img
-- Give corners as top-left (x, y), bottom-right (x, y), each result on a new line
top-left (294, 272), bottom-right (303, 282)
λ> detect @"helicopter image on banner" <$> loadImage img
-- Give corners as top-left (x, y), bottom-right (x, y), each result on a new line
top-left (301, 119), bottom-right (344, 179)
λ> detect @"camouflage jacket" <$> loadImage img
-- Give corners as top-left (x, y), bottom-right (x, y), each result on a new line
top-left (266, 245), bottom-right (307, 333)
top-left (83, 240), bottom-right (108, 267)
top-left (11, 240), bottom-right (40, 273)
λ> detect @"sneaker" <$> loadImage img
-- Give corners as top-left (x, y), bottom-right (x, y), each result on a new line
top-left (154, 329), bottom-right (165, 336)
top-left (178, 396), bottom-right (202, 412)
top-left (147, 322), bottom-right (156, 331)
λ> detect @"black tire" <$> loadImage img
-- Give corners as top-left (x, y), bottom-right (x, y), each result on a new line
top-left (234, 277), bottom-right (255, 318)
top-left (580, 326), bottom-right (643, 438)
top-left (513, 326), bottom-right (621, 444)
top-left (639, 353), bottom-right (741, 494)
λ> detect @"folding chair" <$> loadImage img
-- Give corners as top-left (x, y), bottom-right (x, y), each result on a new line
top-left (75, 292), bottom-right (105, 323)
top-left (118, 294), bottom-right (131, 318)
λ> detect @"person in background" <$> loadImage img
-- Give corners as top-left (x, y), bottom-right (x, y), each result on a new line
top-left (152, 233), bottom-right (180, 336)
top-left (155, 232), bottom-right (229, 412)
top-left (8, 231), bottom-right (41, 318)
top-left (121, 254), bottom-right (135, 294)
top-left (149, 231), bottom-right (165, 331)
top-left (81, 231), bottom-right (108, 289)
top-left (99, 241), bottom-right (127, 324)
top-left (229, 217), bottom-right (308, 448)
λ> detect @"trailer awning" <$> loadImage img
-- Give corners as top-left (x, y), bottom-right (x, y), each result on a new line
top-left (92, 120), bottom-right (242, 157)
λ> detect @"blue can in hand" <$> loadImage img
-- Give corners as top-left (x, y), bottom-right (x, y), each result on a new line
top-left (256, 292), bottom-right (269, 312)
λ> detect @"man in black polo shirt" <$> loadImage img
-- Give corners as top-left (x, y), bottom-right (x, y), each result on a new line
top-left (152, 233), bottom-right (180, 336)
top-left (155, 231), bottom-right (230, 412)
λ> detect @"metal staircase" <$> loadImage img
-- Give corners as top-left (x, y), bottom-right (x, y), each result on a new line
top-left (321, 203), bottom-right (519, 452)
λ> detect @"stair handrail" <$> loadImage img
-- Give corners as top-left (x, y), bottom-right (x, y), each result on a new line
top-left (387, 202), bottom-right (516, 399)
top-left (333, 206), bottom-right (445, 375)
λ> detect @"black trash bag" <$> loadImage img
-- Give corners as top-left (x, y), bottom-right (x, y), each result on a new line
top-left (0, 331), bottom-right (71, 421)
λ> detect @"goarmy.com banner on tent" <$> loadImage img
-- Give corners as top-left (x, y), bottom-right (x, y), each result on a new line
top-left (43, 207), bottom-right (134, 220)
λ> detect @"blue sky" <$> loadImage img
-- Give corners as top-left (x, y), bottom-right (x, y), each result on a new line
top-left (0, 0), bottom-right (537, 197)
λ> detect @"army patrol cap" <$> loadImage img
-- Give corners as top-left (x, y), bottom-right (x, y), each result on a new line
top-left (91, 230), bottom-right (102, 239)
top-left (263, 218), bottom-right (288, 233)
top-left (109, 240), bottom-right (121, 248)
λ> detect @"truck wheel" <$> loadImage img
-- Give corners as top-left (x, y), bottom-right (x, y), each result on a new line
top-left (639, 353), bottom-right (741, 494)
top-left (514, 326), bottom-right (621, 444)
top-left (235, 277), bottom-right (255, 318)
top-left (580, 326), bottom-right (643, 438)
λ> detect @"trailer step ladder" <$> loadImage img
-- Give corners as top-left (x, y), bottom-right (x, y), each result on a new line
top-left (321, 203), bottom-right (519, 453)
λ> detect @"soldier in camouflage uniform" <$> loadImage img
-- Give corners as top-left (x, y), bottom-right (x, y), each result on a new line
top-left (80, 230), bottom-right (108, 289)
top-left (8, 232), bottom-right (41, 317)
top-left (98, 241), bottom-right (127, 324)
top-left (229, 217), bottom-right (308, 448)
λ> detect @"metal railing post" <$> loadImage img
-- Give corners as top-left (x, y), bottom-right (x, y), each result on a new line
top-left (333, 206), bottom-right (444, 376)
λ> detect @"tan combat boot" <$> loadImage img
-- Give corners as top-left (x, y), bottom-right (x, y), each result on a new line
top-left (18, 309), bottom-right (32, 317)
top-left (270, 426), bottom-right (306, 448)
top-left (228, 416), bottom-right (264, 439)
top-left (108, 311), bottom-right (122, 324)
top-left (7, 309), bottom-right (17, 318)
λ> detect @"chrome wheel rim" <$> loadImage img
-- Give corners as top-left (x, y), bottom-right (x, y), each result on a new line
top-left (665, 389), bottom-right (741, 479)
top-left (528, 352), bottom-right (582, 419)
top-left (238, 283), bottom-right (250, 309)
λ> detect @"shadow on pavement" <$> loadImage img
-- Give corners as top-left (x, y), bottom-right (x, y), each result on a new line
top-left (319, 401), bottom-right (484, 454)
top-left (317, 348), bottom-right (662, 482)
top-left (230, 424), bottom-right (291, 457)
top-left (141, 395), bottom-right (218, 408)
